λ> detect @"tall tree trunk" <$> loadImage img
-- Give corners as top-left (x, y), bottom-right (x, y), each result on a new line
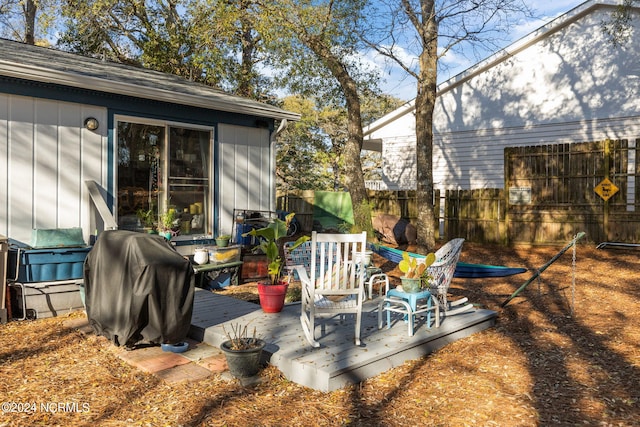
top-left (414, 0), bottom-right (438, 251)
top-left (342, 85), bottom-right (369, 229)
top-left (237, 0), bottom-right (256, 98)
top-left (23, 0), bottom-right (37, 45)
top-left (307, 38), bottom-right (371, 234)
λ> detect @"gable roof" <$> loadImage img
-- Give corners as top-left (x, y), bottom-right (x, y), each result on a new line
top-left (0, 38), bottom-right (300, 122)
top-left (363, 0), bottom-right (621, 138)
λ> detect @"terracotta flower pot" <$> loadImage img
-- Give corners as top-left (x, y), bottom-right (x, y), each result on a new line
top-left (257, 282), bottom-right (289, 313)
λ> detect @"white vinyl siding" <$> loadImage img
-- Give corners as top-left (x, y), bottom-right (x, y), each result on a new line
top-left (366, 3), bottom-right (640, 193)
top-left (218, 124), bottom-right (272, 235)
top-left (434, 117), bottom-right (640, 190)
top-left (0, 93), bottom-right (107, 244)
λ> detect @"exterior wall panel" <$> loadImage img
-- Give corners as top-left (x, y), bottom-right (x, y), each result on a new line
top-left (218, 124), bottom-right (271, 236)
top-left (0, 93), bottom-right (107, 244)
top-left (366, 4), bottom-right (640, 194)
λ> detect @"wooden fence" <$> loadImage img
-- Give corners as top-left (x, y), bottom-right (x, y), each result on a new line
top-left (278, 139), bottom-right (640, 245)
top-left (505, 139), bottom-right (640, 244)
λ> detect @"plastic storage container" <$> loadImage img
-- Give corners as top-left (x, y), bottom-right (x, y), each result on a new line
top-left (10, 280), bottom-right (84, 319)
top-left (8, 247), bottom-right (92, 283)
top-left (208, 245), bottom-right (241, 264)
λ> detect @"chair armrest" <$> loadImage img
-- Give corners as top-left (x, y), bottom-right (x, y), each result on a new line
top-left (367, 273), bottom-right (389, 300)
top-left (291, 264), bottom-right (312, 287)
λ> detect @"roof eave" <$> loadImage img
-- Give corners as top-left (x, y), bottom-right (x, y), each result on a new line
top-left (363, 99), bottom-right (416, 137)
top-left (0, 62), bottom-right (301, 122)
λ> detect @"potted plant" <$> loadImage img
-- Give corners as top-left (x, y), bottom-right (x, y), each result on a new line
top-left (158, 209), bottom-right (177, 240)
top-left (215, 234), bottom-right (231, 247)
top-left (136, 208), bottom-right (157, 233)
top-left (242, 212), bottom-right (309, 313)
top-left (398, 251), bottom-right (436, 293)
top-left (220, 323), bottom-right (266, 378)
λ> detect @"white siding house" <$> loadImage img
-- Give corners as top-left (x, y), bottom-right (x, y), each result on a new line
top-left (0, 39), bottom-right (299, 245)
top-left (363, 0), bottom-right (640, 194)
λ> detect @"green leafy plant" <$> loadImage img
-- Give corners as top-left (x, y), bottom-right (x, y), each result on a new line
top-left (242, 212), bottom-right (310, 284)
top-left (399, 251), bottom-right (436, 288)
top-left (136, 208), bottom-right (156, 229)
top-left (159, 209), bottom-right (177, 232)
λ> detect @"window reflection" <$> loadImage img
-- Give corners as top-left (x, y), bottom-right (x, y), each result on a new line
top-left (117, 121), bottom-right (211, 237)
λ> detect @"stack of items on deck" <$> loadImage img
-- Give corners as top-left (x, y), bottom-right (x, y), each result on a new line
top-left (6, 227), bottom-right (90, 320)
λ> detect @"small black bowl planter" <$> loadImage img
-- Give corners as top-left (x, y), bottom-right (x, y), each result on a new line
top-left (220, 338), bottom-right (266, 378)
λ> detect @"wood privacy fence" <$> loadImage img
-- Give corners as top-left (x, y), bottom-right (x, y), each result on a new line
top-left (278, 139), bottom-right (640, 245)
top-left (504, 139), bottom-right (639, 244)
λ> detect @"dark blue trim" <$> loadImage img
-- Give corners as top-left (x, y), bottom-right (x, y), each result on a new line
top-left (107, 114), bottom-right (115, 210)
top-left (0, 76), bottom-right (276, 130)
top-left (212, 125), bottom-right (220, 237)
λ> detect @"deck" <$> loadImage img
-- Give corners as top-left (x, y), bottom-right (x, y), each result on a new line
top-left (188, 288), bottom-right (497, 392)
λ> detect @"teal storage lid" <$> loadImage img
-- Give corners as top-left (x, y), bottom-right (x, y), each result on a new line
top-left (30, 228), bottom-right (86, 249)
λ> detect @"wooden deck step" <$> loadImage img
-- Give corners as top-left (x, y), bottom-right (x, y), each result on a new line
top-left (189, 288), bottom-right (497, 392)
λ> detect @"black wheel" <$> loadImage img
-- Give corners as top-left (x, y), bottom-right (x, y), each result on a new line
top-left (287, 221), bottom-right (298, 236)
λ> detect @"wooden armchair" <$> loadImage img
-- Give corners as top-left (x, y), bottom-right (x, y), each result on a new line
top-left (290, 231), bottom-right (368, 347)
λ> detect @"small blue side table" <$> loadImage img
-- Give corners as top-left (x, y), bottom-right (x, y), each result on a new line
top-left (379, 288), bottom-right (438, 336)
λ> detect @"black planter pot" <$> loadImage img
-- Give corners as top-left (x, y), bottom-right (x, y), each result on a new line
top-left (220, 339), bottom-right (266, 378)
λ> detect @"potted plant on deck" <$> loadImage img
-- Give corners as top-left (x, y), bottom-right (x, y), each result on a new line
top-left (243, 212), bottom-right (309, 313)
top-left (398, 251), bottom-right (436, 293)
top-left (220, 322), bottom-right (266, 378)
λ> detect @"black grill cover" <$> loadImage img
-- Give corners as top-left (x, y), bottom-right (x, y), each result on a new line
top-left (84, 230), bottom-right (195, 347)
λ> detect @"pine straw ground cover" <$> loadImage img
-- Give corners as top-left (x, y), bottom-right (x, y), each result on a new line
top-left (1, 241), bottom-right (639, 426)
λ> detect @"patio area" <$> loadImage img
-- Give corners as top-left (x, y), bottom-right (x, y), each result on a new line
top-left (188, 288), bottom-right (497, 392)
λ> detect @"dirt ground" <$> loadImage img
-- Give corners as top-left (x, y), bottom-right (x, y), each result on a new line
top-left (1, 240), bottom-right (638, 426)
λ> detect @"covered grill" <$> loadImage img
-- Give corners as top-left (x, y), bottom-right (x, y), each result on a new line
top-left (84, 230), bottom-right (194, 348)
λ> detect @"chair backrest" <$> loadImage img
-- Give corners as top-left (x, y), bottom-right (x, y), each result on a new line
top-left (428, 238), bottom-right (465, 292)
top-left (309, 231), bottom-right (367, 293)
top-left (284, 240), bottom-right (313, 278)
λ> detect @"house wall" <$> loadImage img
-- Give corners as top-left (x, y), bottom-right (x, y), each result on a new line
top-left (0, 93), bottom-right (108, 244)
top-left (217, 124), bottom-right (272, 236)
top-left (1, 91), bottom-right (277, 244)
top-left (367, 3), bottom-right (640, 193)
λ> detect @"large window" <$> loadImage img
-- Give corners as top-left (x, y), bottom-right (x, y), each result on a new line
top-left (117, 119), bottom-right (212, 237)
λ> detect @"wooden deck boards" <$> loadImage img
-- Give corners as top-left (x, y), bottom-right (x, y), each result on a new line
top-left (189, 288), bottom-right (497, 392)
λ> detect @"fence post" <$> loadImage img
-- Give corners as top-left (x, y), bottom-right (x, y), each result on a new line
top-left (603, 139), bottom-right (611, 241)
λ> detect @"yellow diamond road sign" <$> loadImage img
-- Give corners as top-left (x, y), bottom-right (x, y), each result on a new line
top-left (594, 178), bottom-right (619, 201)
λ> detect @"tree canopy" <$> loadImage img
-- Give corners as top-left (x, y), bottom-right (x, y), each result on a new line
top-left (1, 0), bottom-right (581, 245)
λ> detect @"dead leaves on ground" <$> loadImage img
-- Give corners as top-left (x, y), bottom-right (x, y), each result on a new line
top-left (1, 243), bottom-right (639, 426)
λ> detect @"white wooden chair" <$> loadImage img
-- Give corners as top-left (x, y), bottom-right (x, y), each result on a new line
top-left (291, 231), bottom-right (368, 347)
top-left (285, 240), bottom-right (388, 300)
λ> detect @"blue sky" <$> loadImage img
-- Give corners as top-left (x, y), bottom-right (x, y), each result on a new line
top-left (379, 0), bottom-right (588, 100)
